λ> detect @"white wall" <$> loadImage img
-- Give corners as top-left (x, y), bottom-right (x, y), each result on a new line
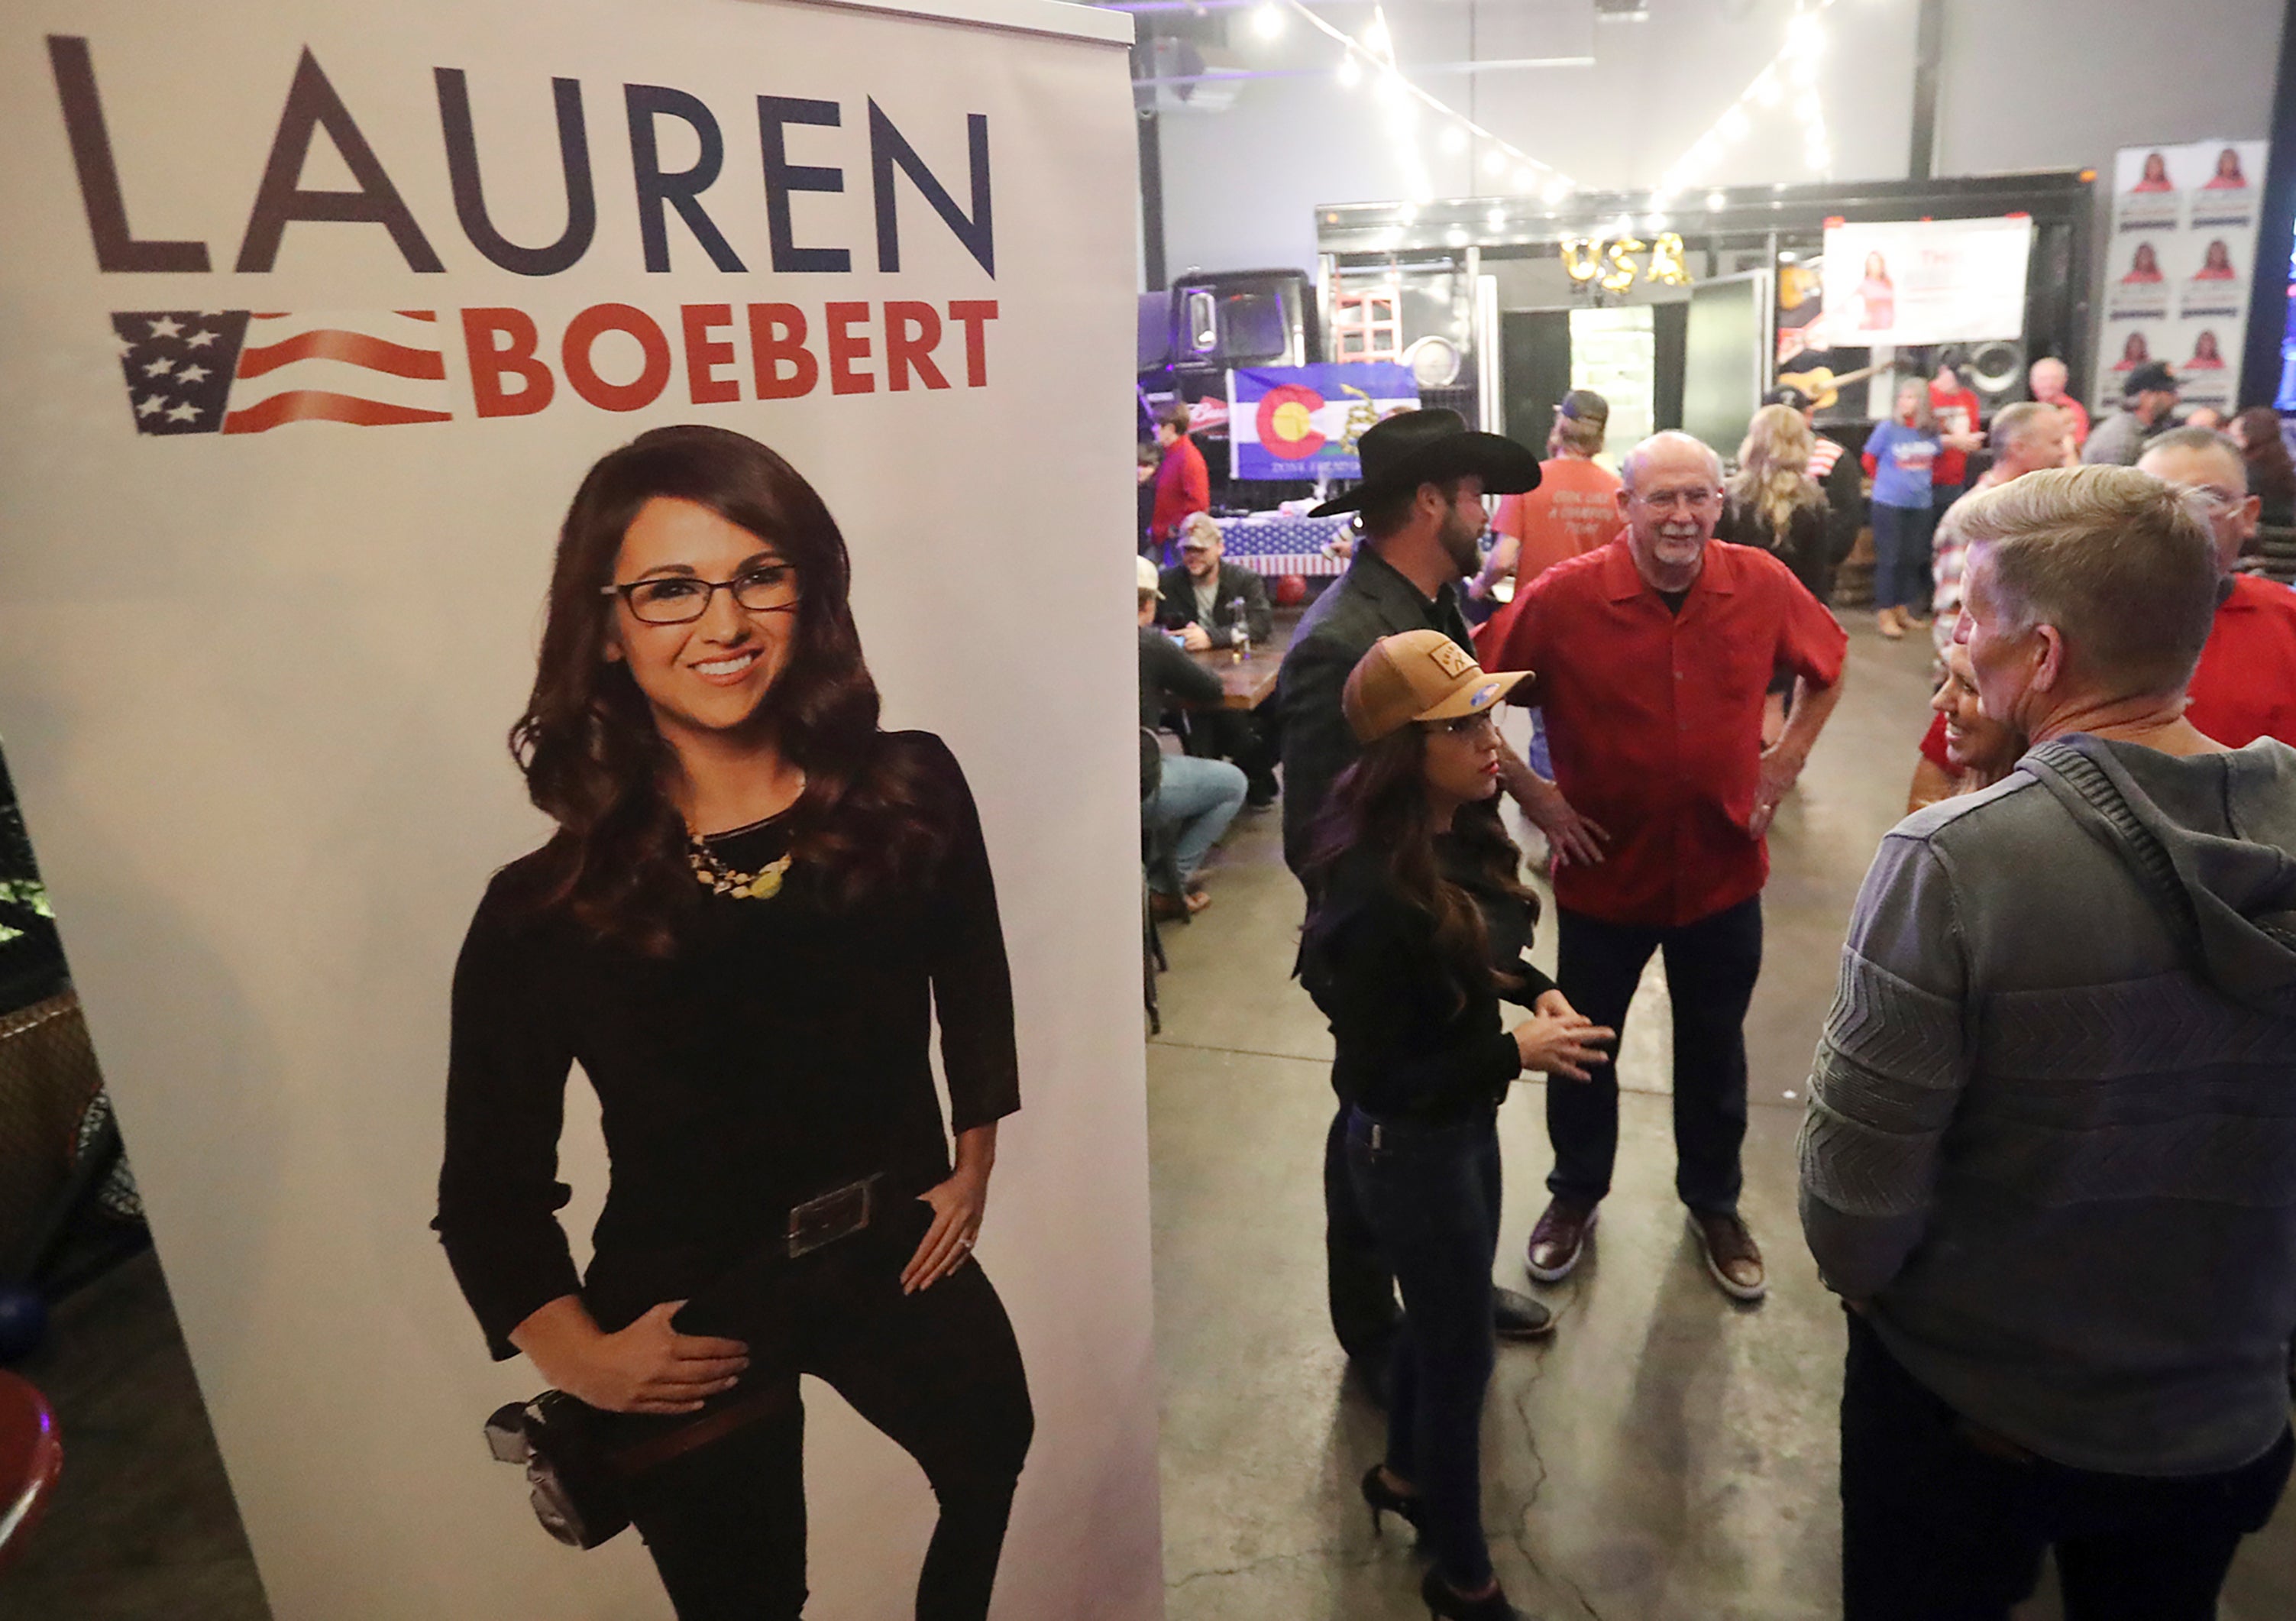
top-left (1156, 0), bottom-right (2285, 280)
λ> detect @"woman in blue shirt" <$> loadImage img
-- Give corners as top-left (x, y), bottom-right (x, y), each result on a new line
top-left (1861, 381), bottom-right (1942, 639)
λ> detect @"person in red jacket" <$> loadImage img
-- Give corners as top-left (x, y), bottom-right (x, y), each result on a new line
top-left (1492, 432), bottom-right (1848, 1306)
top-left (2139, 431), bottom-right (2296, 746)
top-left (1150, 403), bottom-right (1211, 555)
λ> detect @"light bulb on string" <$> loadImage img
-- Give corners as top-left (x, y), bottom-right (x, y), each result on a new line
top-left (1706, 189), bottom-right (1727, 210)
top-left (1541, 177), bottom-right (1571, 205)
top-left (1363, 17), bottom-right (1390, 56)
top-left (1440, 124), bottom-right (1467, 155)
top-left (1719, 106), bottom-right (1749, 142)
top-left (1337, 52), bottom-right (1363, 89)
top-left (1484, 150), bottom-right (1508, 177)
top-left (1752, 71), bottom-right (1780, 108)
top-left (1513, 168), bottom-right (1536, 192)
top-left (1250, 3), bottom-right (1285, 41)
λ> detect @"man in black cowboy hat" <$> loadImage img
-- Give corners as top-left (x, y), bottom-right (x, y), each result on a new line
top-left (1278, 407), bottom-right (1604, 1379)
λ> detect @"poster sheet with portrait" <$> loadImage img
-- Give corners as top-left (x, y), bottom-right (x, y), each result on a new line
top-left (1818, 216), bottom-right (2033, 349)
top-left (2097, 138), bottom-right (2266, 415)
top-left (0, 2), bottom-right (1158, 1617)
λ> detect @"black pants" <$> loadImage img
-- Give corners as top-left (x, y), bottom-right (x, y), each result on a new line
top-left (1346, 1105), bottom-right (1502, 1592)
top-left (1185, 707), bottom-right (1278, 800)
top-left (1840, 1310), bottom-right (2292, 1620)
top-left (1326, 1100), bottom-right (1405, 1361)
top-left (1547, 897), bottom-right (1761, 1215)
top-left (619, 1203), bottom-right (1034, 1621)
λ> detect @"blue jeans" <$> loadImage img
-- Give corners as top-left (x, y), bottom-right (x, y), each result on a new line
top-left (1148, 753), bottom-right (1246, 893)
top-left (1346, 1105), bottom-right (1502, 1592)
top-left (1871, 501), bottom-right (1938, 614)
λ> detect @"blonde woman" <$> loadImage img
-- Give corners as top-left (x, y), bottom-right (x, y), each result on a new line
top-left (1719, 405), bottom-right (1832, 742)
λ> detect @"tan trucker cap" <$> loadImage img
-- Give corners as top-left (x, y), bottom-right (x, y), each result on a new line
top-left (1340, 629), bottom-right (1530, 743)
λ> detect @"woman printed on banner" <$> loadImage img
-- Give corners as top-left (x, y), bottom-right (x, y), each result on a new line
top-left (2122, 242), bottom-right (2165, 283)
top-left (2195, 239), bottom-right (2239, 281)
top-left (2132, 150), bottom-right (2175, 193)
top-left (2113, 330), bottom-right (2154, 371)
top-left (2189, 329), bottom-right (2228, 371)
top-left (2204, 146), bottom-right (2250, 189)
top-left (1857, 251), bottom-right (1895, 332)
top-left (434, 424), bottom-right (1034, 1620)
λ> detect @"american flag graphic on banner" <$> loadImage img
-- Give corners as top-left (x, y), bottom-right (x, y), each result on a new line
top-left (112, 310), bottom-right (453, 436)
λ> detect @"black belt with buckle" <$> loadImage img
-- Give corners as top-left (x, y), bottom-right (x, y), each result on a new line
top-left (787, 1173), bottom-right (884, 1259)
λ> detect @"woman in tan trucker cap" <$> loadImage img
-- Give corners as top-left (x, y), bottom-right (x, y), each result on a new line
top-left (1296, 629), bottom-right (1612, 1621)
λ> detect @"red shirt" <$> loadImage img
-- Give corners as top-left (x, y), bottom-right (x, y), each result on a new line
top-left (1919, 710), bottom-right (1953, 769)
top-left (2185, 574), bottom-right (2296, 747)
top-left (2041, 393), bottom-right (2090, 449)
top-left (1494, 536), bottom-right (1848, 927)
top-left (1150, 435), bottom-right (1209, 545)
top-left (1930, 383), bottom-right (1983, 488)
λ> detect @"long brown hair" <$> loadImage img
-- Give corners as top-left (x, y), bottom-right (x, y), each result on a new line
top-left (2234, 407), bottom-right (2296, 510)
top-left (509, 424), bottom-right (954, 952)
top-left (1302, 725), bottom-right (1538, 1004)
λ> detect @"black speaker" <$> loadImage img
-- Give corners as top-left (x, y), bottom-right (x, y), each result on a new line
top-left (1939, 338), bottom-right (2028, 412)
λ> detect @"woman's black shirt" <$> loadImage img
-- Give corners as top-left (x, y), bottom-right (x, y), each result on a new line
top-left (434, 731), bottom-right (1018, 1359)
top-left (1298, 833), bottom-right (1554, 1124)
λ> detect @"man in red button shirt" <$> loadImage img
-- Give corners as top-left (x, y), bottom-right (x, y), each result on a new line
top-left (2139, 429), bottom-right (2296, 746)
top-left (1149, 403), bottom-right (1211, 556)
top-left (1492, 432), bottom-right (1848, 1301)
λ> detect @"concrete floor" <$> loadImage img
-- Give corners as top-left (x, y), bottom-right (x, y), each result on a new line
top-left (1147, 618), bottom-right (2296, 1621)
top-left (7, 618), bottom-right (2295, 1619)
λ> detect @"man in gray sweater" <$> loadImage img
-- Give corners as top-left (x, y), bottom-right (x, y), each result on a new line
top-left (1800, 465), bottom-right (2296, 1621)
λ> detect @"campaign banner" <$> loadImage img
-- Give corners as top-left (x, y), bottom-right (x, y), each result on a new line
top-left (0, 4), bottom-right (1156, 1619)
top-left (1820, 216), bottom-right (2033, 348)
top-left (2096, 139), bottom-right (2265, 413)
top-left (1227, 360), bottom-right (1417, 480)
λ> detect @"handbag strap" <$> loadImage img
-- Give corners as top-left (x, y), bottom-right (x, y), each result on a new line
top-left (612, 1380), bottom-right (797, 1477)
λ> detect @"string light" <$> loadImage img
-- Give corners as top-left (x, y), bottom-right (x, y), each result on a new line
top-left (1250, 3), bottom-right (1284, 42)
top-left (1661, 0), bottom-right (1840, 193)
top-left (1275, 0), bottom-right (1578, 202)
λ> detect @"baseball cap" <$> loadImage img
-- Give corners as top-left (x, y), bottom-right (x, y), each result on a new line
top-left (1558, 388), bottom-right (1609, 425)
top-left (1341, 629), bottom-right (1530, 743)
top-left (1137, 555), bottom-right (1162, 594)
top-left (2125, 361), bottom-right (2178, 398)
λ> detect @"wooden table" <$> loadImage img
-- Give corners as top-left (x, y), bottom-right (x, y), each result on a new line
top-left (1182, 607), bottom-right (1302, 711)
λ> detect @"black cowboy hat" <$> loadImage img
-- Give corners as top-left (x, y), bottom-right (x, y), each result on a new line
top-left (1308, 408), bottom-right (1541, 517)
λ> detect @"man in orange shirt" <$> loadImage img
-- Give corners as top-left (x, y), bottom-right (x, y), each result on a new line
top-left (2138, 429), bottom-right (2296, 746)
top-left (1468, 390), bottom-right (1621, 617)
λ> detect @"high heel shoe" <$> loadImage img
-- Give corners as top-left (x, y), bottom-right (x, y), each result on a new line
top-left (1360, 1465), bottom-right (1423, 1535)
top-left (1420, 1565), bottom-right (1519, 1620)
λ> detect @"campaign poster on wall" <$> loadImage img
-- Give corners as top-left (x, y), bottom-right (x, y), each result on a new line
top-left (1819, 216), bottom-right (2033, 348)
top-left (1226, 360), bottom-right (1417, 479)
top-left (0, 2), bottom-right (1158, 1619)
top-left (2097, 138), bottom-right (2266, 414)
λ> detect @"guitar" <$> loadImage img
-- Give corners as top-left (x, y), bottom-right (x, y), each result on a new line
top-left (1773, 358), bottom-right (1912, 411)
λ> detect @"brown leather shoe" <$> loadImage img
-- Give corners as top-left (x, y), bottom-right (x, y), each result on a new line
top-left (1690, 1211), bottom-right (1767, 1302)
top-left (1525, 1196), bottom-right (1598, 1283)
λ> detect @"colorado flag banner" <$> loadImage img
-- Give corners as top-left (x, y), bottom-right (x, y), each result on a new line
top-left (1227, 361), bottom-right (1417, 480)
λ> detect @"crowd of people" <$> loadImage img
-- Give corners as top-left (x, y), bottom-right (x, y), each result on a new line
top-left (1134, 372), bottom-right (2296, 1619)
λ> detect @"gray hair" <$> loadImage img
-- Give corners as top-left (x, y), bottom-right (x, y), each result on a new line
top-left (1618, 430), bottom-right (1723, 492)
top-left (1989, 401), bottom-right (2056, 458)
top-left (1955, 465), bottom-right (2219, 699)
top-left (2140, 425), bottom-right (2247, 490)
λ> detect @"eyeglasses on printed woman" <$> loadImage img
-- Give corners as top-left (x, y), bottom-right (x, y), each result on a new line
top-left (603, 563), bottom-right (800, 624)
